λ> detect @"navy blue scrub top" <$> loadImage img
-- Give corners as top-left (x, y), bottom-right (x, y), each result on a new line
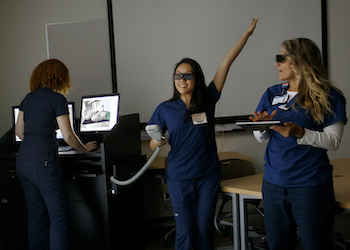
top-left (256, 83), bottom-right (347, 187)
top-left (148, 82), bottom-right (221, 181)
top-left (17, 88), bottom-right (69, 163)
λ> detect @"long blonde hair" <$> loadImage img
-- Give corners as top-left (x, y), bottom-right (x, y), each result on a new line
top-left (29, 59), bottom-right (72, 95)
top-left (282, 38), bottom-right (342, 124)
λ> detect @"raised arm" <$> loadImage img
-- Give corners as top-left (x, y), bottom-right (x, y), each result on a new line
top-left (213, 17), bottom-right (258, 93)
top-left (56, 114), bottom-right (97, 153)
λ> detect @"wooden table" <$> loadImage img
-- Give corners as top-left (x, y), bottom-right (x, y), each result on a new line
top-left (331, 158), bottom-right (350, 210)
top-left (219, 158), bottom-right (350, 250)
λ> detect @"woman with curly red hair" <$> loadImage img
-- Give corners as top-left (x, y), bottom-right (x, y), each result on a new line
top-left (15, 59), bottom-right (97, 250)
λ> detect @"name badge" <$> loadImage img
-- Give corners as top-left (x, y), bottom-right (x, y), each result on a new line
top-left (191, 112), bottom-right (208, 125)
top-left (271, 94), bottom-right (288, 105)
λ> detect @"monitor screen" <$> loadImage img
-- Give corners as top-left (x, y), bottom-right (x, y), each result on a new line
top-left (56, 103), bottom-right (75, 140)
top-left (79, 93), bottom-right (120, 133)
top-left (12, 102), bottom-right (75, 143)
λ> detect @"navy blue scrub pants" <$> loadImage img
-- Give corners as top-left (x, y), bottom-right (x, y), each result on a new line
top-left (167, 171), bottom-right (221, 250)
top-left (16, 159), bottom-right (70, 250)
top-left (262, 179), bottom-right (335, 250)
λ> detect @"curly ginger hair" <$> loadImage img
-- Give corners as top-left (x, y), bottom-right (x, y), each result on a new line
top-left (29, 59), bottom-right (72, 95)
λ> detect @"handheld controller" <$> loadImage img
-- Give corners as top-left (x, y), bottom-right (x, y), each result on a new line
top-left (145, 124), bottom-right (163, 142)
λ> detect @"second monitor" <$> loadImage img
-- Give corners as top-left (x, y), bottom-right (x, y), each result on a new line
top-left (12, 102), bottom-right (75, 143)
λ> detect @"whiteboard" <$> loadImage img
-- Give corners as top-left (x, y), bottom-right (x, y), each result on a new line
top-left (46, 19), bottom-right (113, 117)
top-left (111, 0), bottom-right (323, 123)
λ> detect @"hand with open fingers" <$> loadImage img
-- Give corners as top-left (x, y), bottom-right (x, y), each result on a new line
top-left (270, 122), bottom-right (304, 138)
top-left (249, 110), bottom-right (278, 122)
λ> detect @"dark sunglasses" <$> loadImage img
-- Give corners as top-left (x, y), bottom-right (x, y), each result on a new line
top-left (174, 73), bottom-right (194, 80)
top-left (276, 54), bottom-right (287, 63)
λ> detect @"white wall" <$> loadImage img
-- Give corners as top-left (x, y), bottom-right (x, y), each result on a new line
top-left (111, 0), bottom-right (323, 123)
top-left (0, 0), bottom-right (107, 136)
top-left (0, 0), bottom-right (349, 175)
top-left (326, 1), bottom-right (350, 164)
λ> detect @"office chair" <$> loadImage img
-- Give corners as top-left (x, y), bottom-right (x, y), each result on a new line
top-left (214, 158), bottom-right (268, 249)
top-left (157, 157), bottom-right (176, 247)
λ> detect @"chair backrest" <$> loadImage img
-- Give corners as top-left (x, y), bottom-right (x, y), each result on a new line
top-left (220, 159), bottom-right (255, 181)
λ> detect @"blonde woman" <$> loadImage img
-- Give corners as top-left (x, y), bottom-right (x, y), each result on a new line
top-left (250, 38), bottom-right (347, 250)
top-left (15, 59), bottom-right (97, 250)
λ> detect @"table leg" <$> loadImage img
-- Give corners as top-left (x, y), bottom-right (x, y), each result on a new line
top-left (239, 194), bottom-right (262, 250)
top-left (217, 192), bottom-right (240, 250)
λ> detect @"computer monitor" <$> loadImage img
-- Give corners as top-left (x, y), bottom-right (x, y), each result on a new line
top-left (12, 106), bottom-right (21, 143)
top-left (56, 103), bottom-right (75, 140)
top-left (79, 93), bottom-right (120, 134)
top-left (12, 102), bottom-right (75, 143)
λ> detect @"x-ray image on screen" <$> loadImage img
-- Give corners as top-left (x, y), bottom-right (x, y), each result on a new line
top-left (79, 94), bottom-right (119, 133)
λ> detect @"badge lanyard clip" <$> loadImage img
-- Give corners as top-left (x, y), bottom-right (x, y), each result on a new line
top-left (281, 82), bottom-right (289, 95)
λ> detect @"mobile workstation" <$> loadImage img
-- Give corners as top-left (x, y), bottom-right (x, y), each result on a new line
top-left (0, 113), bottom-right (146, 250)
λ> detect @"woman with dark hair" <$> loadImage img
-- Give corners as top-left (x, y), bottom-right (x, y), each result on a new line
top-left (250, 38), bottom-right (347, 250)
top-left (148, 18), bottom-right (258, 250)
top-left (15, 59), bottom-right (97, 250)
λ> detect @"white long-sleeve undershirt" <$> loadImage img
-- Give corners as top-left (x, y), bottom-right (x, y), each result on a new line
top-left (253, 121), bottom-right (344, 151)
